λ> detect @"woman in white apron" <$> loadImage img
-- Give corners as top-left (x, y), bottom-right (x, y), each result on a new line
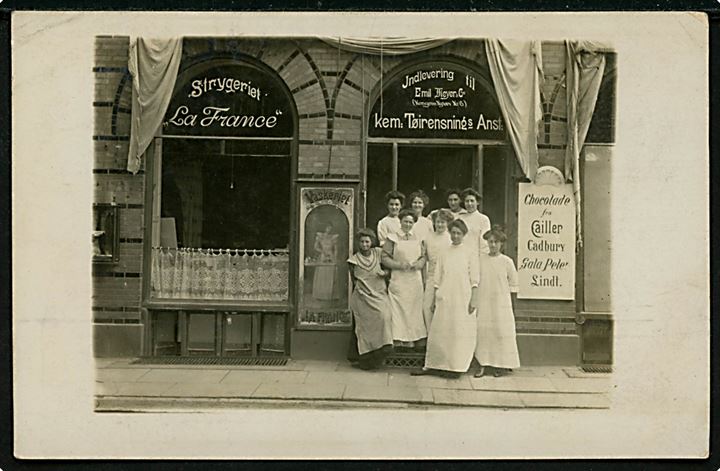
top-left (422, 208), bottom-right (453, 328)
top-left (382, 209), bottom-right (427, 349)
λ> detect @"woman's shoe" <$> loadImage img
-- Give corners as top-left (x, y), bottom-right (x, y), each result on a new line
top-left (410, 368), bottom-right (430, 376)
top-left (493, 368), bottom-right (508, 377)
top-left (473, 366), bottom-right (486, 378)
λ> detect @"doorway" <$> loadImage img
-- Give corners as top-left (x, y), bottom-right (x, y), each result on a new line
top-left (365, 143), bottom-right (511, 236)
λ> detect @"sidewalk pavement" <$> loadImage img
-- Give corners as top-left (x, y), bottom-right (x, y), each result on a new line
top-left (95, 358), bottom-right (612, 411)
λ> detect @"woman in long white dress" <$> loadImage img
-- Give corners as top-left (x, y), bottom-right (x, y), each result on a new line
top-left (382, 209), bottom-right (427, 349)
top-left (413, 219), bottom-right (479, 378)
top-left (458, 187), bottom-right (491, 256)
top-left (422, 209), bottom-right (453, 328)
top-left (474, 226), bottom-right (521, 377)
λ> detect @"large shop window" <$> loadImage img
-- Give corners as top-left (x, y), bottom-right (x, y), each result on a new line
top-left (149, 58), bottom-right (295, 304)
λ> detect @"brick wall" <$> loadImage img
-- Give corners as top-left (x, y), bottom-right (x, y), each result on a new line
top-left (93, 36), bottom-right (144, 356)
top-left (92, 37), bottom-right (615, 356)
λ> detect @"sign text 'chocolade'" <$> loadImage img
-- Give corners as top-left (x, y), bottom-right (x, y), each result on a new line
top-left (517, 183), bottom-right (576, 300)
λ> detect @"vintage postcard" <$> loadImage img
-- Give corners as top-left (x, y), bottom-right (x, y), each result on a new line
top-left (11, 11), bottom-right (709, 459)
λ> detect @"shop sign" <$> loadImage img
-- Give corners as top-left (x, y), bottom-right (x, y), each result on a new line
top-left (517, 183), bottom-right (576, 299)
top-left (163, 62), bottom-right (293, 137)
top-left (369, 62), bottom-right (504, 140)
top-left (298, 187), bottom-right (355, 328)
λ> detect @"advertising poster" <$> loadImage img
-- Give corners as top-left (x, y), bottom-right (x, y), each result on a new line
top-left (517, 182), bottom-right (576, 300)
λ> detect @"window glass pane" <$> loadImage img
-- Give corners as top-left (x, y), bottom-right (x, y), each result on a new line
top-left (153, 311), bottom-right (180, 356)
top-left (397, 146), bottom-right (473, 214)
top-left (187, 313), bottom-right (216, 355)
top-left (366, 144), bottom-right (392, 229)
top-left (161, 138), bottom-right (290, 250)
top-left (223, 313), bottom-right (253, 356)
top-left (260, 313), bottom-right (286, 355)
top-left (152, 138), bottom-right (291, 302)
top-left (586, 54), bottom-right (616, 144)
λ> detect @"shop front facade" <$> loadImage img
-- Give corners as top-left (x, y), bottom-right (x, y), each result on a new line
top-left (92, 36), bottom-right (615, 366)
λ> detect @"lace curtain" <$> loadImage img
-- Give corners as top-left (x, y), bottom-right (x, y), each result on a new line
top-left (151, 248), bottom-right (289, 301)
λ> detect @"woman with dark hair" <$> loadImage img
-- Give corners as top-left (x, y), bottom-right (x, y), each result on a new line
top-left (347, 228), bottom-right (393, 370)
top-left (428, 188), bottom-right (466, 221)
top-left (458, 187), bottom-right (491, 255)
top-left (377, 190), bottom-right (405, 247)
top-left (413, 218), bottom-right (479, 378)
top-left (382, 208), bottom-right (427, 349)
top-left (407, 189), bottom-right (434, 242)
top-left (474, 225), bottom-right (521, 377)
top-left (422, 208), bottom-right (453, 328)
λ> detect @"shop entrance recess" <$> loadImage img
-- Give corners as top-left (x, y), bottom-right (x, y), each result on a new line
top-left (365, 141), bottom-right (516, 247)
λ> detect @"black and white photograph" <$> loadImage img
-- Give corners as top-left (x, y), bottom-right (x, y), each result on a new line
top-left (90, 34), bottom-right (615, 408)
top-left (10, 11), bottom-right (709, 459)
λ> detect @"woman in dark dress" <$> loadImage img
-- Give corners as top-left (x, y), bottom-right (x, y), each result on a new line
top-left (347, 228), bottom-right (393, 370)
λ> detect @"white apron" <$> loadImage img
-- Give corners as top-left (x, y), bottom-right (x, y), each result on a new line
top-left (387, 234), bottom-right (427, 342)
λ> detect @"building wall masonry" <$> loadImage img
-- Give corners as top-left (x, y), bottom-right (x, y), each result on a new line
top-left (92, 36), bottom-right (613, 357)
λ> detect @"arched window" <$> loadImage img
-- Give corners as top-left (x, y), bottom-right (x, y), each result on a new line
top-left (149, 57), bottom-right (297, 303)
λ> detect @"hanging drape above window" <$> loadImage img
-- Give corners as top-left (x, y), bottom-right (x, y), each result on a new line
top-left (565, 40), bottom-right (607, 248)
top-left (320, 37), bottom-right (453, 55)
top-left (126, 38), bottom-right (183, 174)
top-left (484, 39), bottom-right (544, 181)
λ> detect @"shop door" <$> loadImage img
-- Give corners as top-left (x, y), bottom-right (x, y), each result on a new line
top-left (366, 143), bottom-right (509, 233)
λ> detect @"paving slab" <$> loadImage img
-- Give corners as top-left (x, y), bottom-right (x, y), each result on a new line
top-left (95, 358), bottom-right (128, 369)
top-left (304, 371), bottom-right (389, 387)
top-left (159, 382), bottom-right (261, 398)
top-left (470, 375), bottom-right (559, 393)
top-left (388, 372), bottom-right (474, 390)
top-left (113, 382), bottom-right (177, 397)
top-left (222, 370), bottom-right (308, 384)
top-left (432, 389), bottom-right (525, 408)
top-left (136, 368), bottom-right (230, 384)
top-left (343, 384), bottom-right (434, 404)
top-left (334, 363), bottom-right (393, 374)
top-left (296, 360), bottom-right (341, 372)
top-left (519, 392), bottom-right (611, 409)
top-left (95, 381), bottom-right (121, 396)
top-left (512, 367), bottom-right (567, 378)
top-left (253, 382), bottom-right (346, 400)
top-left (96, 368), bottom-right (151, 383)
top-left (549, 377), bottom-right (611, 394)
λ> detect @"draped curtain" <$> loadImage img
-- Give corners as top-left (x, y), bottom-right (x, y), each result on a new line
top-left (151, 248), bottom-right (290, 301)
top-left (127, 38), bottom-right (183, 174)
top-left (320, 37), bottom-right (453, 55)
top-left (484, 39), bottom-right (544, 181)
top-left (565, 40), bottom-right (607, 248)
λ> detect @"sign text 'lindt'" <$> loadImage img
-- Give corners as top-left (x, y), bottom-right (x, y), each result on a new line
top-left (517, 183), bottom-right (576, 300)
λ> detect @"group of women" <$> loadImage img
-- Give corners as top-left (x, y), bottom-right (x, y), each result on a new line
top-left (347, 188), bottom-right (521, 378)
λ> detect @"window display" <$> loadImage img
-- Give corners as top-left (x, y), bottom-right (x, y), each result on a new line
top-left (298, 187), bottom-right (354, 328)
